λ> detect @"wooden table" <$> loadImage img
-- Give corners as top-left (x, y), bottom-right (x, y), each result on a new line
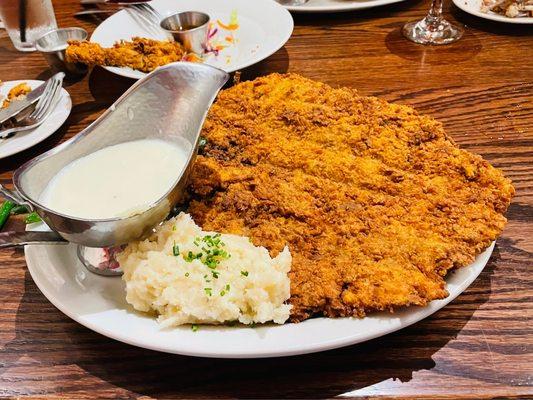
top-left (0, 0), bottom-right (531, 398)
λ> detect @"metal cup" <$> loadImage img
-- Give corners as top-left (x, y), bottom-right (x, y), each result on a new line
top-left (35, 27), bottom-right (88, 77)
top-left (160, 11), bottom-right (210, 54)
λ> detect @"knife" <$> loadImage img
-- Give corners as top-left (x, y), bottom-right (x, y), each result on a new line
top-left (0, 231), bottom-right (68, 248)
top-left (0, 81), bottom-right (47, 128)
top-left (75, 8), bottom-right (122, 16)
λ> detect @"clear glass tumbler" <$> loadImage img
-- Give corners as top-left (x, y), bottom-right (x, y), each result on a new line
top-left (0, 0), bottom-right (57, 52)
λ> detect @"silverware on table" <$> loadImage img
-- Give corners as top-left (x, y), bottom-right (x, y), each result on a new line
top-left (1, 62), bottom-right (228, 248)
top-left (128, 2), bottom-right (162, 25)
top-left (35, 28), bottom-right (89, 77)
top-left (80, 0), bottom-right (162, 24)
top-left (0, 72), bottom-right (64, 139)
top-left (0, 231), bottom-right (67, 248)
top-left (0, 81), bottom-right (47, 129)
top-left (74, 8), bottom-right (122, 16)
top-left (160, 11), bottom-right (210, 54)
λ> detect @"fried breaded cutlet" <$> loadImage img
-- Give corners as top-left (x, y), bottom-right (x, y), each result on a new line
top-left (2, 82), bottom-right (31, 109)
top-left (188, 74), bottom-right (514, 322)
top-left (65, 37), bottom-right (187, 73)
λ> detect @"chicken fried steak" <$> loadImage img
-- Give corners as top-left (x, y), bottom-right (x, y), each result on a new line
top-left (66, 38), bottom-right (187, 73)
top-left (188, 74), bottom-right (514, 322)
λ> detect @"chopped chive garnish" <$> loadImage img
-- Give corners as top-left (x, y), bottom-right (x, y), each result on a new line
top-left (172, 225), bottom-right (176, 231)
top-left (180, 233), bottom-right (231, 272)
top-left (220, 290), bottom-right (226, 296)
top-left (204, 288), bottom-right (212, 296)
top-left (172, 243), bottom-right (179, 256)
top-left (212, 271), bottom-right (219, 279)
top-left (241, 270), bottom-right (249, 277)
top-left (185, 272), bottom-right (189, 277)
top-left (191, 324), bottom-right (199, 332)
top-left (225, 284), bottom-right (230, 291)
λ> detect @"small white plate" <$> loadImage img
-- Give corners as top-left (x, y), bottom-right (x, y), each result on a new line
top-left (0, 80), bottom-right (72, 159)
top-left (90, 0), bottom-right (294, 80)
top-left (25, 220), bottom-right (495, 358)
top-left (282, 0), bottom-right (407, 13)
top-left (452, 0), bottom-right (533, 23)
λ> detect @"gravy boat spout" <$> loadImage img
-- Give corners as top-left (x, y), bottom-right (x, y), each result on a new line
top-left (9, 62), bottom-right (229, 247)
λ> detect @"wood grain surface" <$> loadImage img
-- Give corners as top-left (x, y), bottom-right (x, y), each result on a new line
top-left (0, 0), bottom-right (532, 398)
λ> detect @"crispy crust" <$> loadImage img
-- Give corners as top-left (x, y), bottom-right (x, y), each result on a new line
top-left (188, 74), bottom-right (514, 322)
top-left (2, 82), bottom-right (31, 109)
top-left (65, 38), bottom-right (187, 73)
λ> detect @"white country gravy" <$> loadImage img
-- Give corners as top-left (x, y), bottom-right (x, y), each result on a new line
top-left (40, 139), bottom-right (188, 219)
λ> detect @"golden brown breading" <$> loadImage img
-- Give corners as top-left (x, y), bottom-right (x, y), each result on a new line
top-left (188, 74), bottom-right (514, 322)
top-left (65, 38), bottom-right (187, 73)
top-left (2, 82), bottom-right (31, 109)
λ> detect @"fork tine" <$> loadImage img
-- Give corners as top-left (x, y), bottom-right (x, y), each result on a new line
top-left (29, 74), bottom-right (63, 118)
top-left (29, 79), bottom-right (55, 119)
top-left (128, 5), bottom-right (164, 37)
top-left (135, 3), bottom-right (160, 25)
top-left (31, 76), bottom-right (61, 119)
top-left (30, 82), bottom-right (56, 120)
top-left (128, 5), bottom-right (153, 27)
top-left (33, 80), bottom-right (62, 120)
top-left (144, 4), bottom-right (162, 22)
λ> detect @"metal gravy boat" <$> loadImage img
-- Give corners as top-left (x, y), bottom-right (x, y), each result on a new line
top-left (0, 62), bottom-right (229, 248)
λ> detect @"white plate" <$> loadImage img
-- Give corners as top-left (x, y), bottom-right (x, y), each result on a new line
top-left (452, 0), bottom-right (533, 23)
top-left (0, 80), bottom-right (72, 159)
top-left (90, 0), bottom-right (293, 80)
top-left (25, 221), bottom-right (494, 358)
top-left (283, 0), bottom-right (407, 13)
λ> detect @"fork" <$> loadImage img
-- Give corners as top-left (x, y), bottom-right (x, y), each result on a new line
top-left (0, 73), bottom-right (65, 140)
top-left (124, 4), bottom-right (171, 40)
top-left (79, 0), bottom-right (163, 24)
top-left (129, 3), bottom-right (162, 25)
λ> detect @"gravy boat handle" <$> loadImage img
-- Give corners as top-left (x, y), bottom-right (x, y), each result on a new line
top-left (0, 183), bottom-right (67, 248)
top-left (0, 184), bottom-right (33, 210)
top-left (0, 231), bottom-right (68, 248)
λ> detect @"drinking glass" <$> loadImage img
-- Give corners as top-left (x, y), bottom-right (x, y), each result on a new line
top-left (0, 0), bottom-right (58, 52)
top-left (403, 0), bottom-right (463, 45)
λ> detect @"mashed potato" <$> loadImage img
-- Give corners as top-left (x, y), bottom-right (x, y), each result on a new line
top-left (118, 213), bottom-right (292, 326)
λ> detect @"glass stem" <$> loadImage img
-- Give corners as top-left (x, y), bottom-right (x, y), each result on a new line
top-left (427, 0), bottom-right (443, 21)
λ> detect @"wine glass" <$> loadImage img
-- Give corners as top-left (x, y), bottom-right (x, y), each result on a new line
top-left (403, 0), bottom-right (463, 45)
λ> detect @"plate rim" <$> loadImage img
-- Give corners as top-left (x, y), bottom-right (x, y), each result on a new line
top-left (284, 0), bottom-right (407, 13)
top-left (452, 0), bottom-right (533, 24)
top-left (89, 0), bottom-right (294, 79)
top-left (24, 238), bottom-right (494, 358)
top-left (0, 80), bottom-right (72, 159)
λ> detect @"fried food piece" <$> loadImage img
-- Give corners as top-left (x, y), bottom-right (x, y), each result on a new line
top-left (188, 74), bottom-right (514, 322)
top-left (66, 37), bottom-right (187, 73)
top-left (2, 82), bottom-right (31, 109)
